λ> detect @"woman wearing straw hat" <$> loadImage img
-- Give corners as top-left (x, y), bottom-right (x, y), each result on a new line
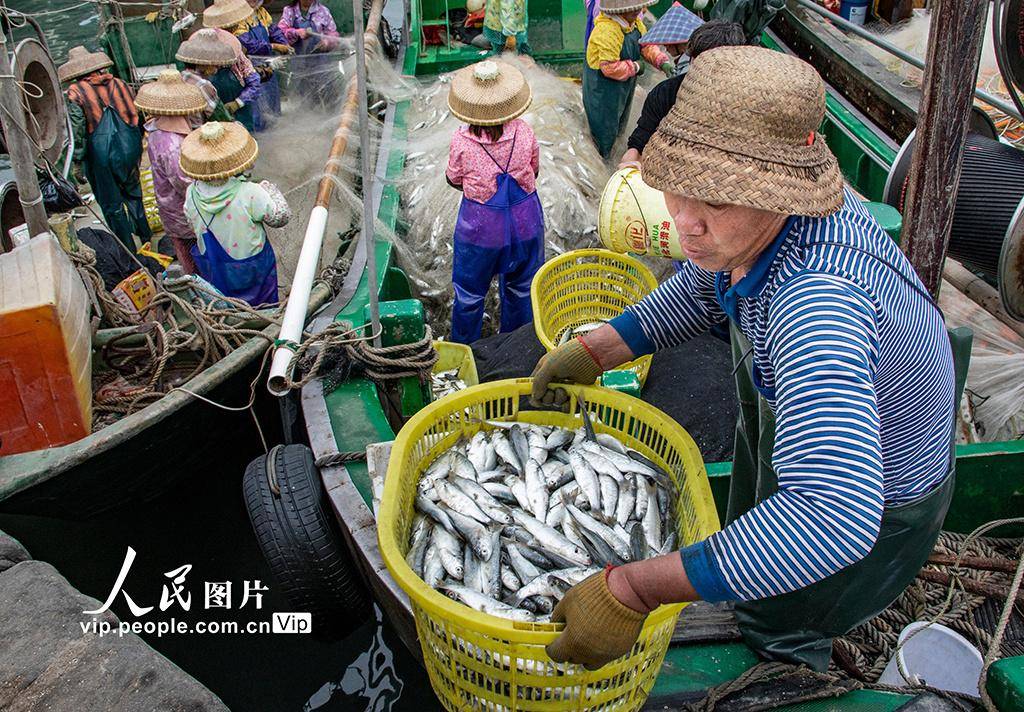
top-left (135, 70), bottom-right (209, 275)
top-left (60, 46), bottom-right (151, 251)
top-left (177, 29), bottom-right (259, 131)
top-left (532, 47), bottom-right (961, 672)
top-left (180, 122), bottom-right (291, 305)
top-left (204, 0), bottom-right (285, 131)
top-left (445, 60), bottom-right (544, 344)
top-left (583, 0), bottom-right (672, 159)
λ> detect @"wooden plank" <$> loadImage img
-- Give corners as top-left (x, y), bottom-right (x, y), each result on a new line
top-left (899, 0), bottom-right (988, 294)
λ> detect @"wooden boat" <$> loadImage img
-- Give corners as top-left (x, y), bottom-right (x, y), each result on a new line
top-left (0, 12), bottom-right (340, 520)
top-left (291, 1), bottom-right (1024, 708)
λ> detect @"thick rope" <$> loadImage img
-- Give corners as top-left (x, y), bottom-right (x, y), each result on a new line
top-left (343, 325), bottom-right (439, 381)
top-left (979, 538), bottom-right (1024, 711)
top-left (315, 451), bottom-right (367, 467)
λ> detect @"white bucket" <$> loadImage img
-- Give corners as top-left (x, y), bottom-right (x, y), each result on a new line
top-left (877, 621), bottom-right (984, 697)
top-left (598, 168), bottom-right (682, 260)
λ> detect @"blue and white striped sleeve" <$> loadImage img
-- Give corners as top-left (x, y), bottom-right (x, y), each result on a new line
top-left (681, 272), bottom-right (884, 601)
top-left (609, 260), bottom-right (725, 356)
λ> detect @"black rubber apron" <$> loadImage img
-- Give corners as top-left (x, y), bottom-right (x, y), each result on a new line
top-left (582, 22), bottom-right (642, 159)
top-left (723, 251), bottom-right (972, 671)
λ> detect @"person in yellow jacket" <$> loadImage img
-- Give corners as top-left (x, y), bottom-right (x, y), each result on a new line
top-left (584, 0), bottom-right (671, 158)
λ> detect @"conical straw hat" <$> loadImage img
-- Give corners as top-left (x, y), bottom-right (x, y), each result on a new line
top-left (203, 0), bottom-right (253, 29)
top-left (135, 69), bottom-right (207, 116)
top-left (179, 121), bottom-right (259, 180)
top-left (599, 0), bottom-right (657, 15)
top-left (176, 28), bottom-right (237, 67)
top-left (447, 61), bottom-right (531, 127)
top-left (641, 46), bottom-right (843, 217)
top-left (58, 46), bottom-right (113, 83)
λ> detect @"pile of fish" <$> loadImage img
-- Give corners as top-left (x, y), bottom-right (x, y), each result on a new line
top-left (406, 410), bottom-right (677, 622)
top-left (431, 368), bottom-right (468, 399)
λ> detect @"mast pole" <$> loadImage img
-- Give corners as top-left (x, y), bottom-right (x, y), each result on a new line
top-left (898, 0), bottom-right (987, 295)
top-left (267, 0), bottom-right (385, 394)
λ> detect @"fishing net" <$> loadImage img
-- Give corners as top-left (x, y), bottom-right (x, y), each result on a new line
top-left (939, 280), bottom-right (1024, 443)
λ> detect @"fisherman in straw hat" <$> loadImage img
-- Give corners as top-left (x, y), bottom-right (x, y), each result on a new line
top-left (583, 0), bottom-right (672, 158)
top-left (60, 46), bottom-right (151, 251)
top-left (135, 70), bottom-right (209, 275)
top-left (177, 28), bottom-right (260, 132)
top-left (533, 47), bottom-right (958, 671)
top-left (204, 0), bottom-right (286, 131)
top-left (180, 122), bottom-right (291, 305)
top-left (445, 60), bottom-right (544, 344)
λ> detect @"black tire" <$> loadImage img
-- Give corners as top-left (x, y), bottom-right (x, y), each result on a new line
top-left (243, 444), bottom-right (368, 638)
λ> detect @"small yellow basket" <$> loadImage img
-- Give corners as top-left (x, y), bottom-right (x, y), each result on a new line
top-left (140, 167), bottom-right (164, 233)
top-left (378, 379), bottom-right (720, 712)
top-left (432, 341), bottom-right (479, 387)
top-left (531, 249), bottom-right (659, 386)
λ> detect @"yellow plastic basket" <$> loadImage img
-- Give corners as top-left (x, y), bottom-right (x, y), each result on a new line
top-left (433, 341), bottom-right (479, 387)
top-left (378, 379), bottom-right (720, 712)
top-left (139, 167), bottom-right (163, 233)
top-left (531, 249), bottom-right (659, 387)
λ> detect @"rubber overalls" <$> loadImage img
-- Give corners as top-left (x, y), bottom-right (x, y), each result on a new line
top-left (290, 11), bottom-right (333, 108)
top-left (582, 23), bottom-right (641, 159)
top-left (209, 67), bottom-right (255, 132)
top-left (243, 23), bottom-right (282, 132)
top-left (450, 130), bottom-right (545, 344)
top-left (85, 106), bottom-right (151, 251)
top-left (720, 250), bottom-right (972, 672)
top-left (189, 192), bottom-right (279, 306)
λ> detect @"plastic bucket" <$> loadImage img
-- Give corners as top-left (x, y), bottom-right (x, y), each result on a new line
top-left (378, 380), bottom-right (721, 712)
top-left (877, 621), bottom-right (984, 696)
top-left (598, 168), bottom-right (682, 261)
top-left (840, 0), bottom-right (869, 24)
top-left (432, 341), bottom-right (479, 387)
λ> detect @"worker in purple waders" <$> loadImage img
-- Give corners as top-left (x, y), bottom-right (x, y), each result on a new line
top-left (444, 60), bottom-right (545, 344)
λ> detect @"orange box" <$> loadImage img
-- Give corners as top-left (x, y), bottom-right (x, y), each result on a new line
top-left (0, 235), bottom-right (92, 454)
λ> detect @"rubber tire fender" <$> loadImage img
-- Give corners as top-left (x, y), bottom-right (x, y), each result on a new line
top-left (243, 443), bottom-right (367, 638)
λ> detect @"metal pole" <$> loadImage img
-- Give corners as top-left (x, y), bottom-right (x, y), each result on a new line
top-left (790, 0), bottom-right (1024, 123)
top-left (899, 0), bottom-right (988, 295)
top-left (0, 19), bottom-right (49, 238)
top-left (352, 0), bottom-right (381, 347)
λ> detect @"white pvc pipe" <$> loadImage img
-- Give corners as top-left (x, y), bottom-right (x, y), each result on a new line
top-left (267, 204), bottom-right (329, 395)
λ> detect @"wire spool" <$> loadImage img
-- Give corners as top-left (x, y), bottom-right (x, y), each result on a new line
top-left (3, 39), bottom-right (68, 167)
top-left (883, 129), bottom-right (1024, 321)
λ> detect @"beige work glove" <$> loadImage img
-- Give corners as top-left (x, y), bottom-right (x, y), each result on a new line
top-left (530, 338), bottom-right (603, 407)
top-left (546, 571), bottom-right (647, 670)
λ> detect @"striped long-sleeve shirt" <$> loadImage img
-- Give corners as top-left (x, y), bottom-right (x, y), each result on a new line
top-left (610, 189), bottom-right (955, 602)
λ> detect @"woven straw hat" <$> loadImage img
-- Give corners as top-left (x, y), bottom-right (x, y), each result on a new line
top-left (58, 46), bottom-right (113, 83)
top-left (176, 29), bottom-right (236, 67)
top-left (641, 46), bottom-right (843, 216)
top-left (179, 121), bottom-right (258, 180)
top-left (447, 61), bottom-right (531, 127)
top-left (135, 69), bottom-right (207, 116)
top-left (599, 0), bottom-right (657, 15)
top-left (203, 0), bottom-right (253, 29)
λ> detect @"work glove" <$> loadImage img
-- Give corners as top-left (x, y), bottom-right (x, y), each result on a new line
top-left (271, 43), bottom-right (294, 55)
top-left (546, 571), bottom-right (647, 670)
top-left (660, 61), bottom-right (675, 77)
top-left (530, 337), bottom-right (603, 408)
top-left (224, 99), bottom-right (242, 115)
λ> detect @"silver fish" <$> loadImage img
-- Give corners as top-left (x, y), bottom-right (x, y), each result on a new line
top-left (450, 450), bottom-right (479, 483)
top-left (642, 486), bottom-right (661, 554)
top-left (440, 586), bottom-right (538, 621)
top-left (450, 475), bottom-right (513, 525)
top-left (436, 480), bottom-right (491, 524)
top-left (507, 574), bottom-right (570, 606)
top-left (569, 451), bottom-right (601, 511)
top-left (634, 475), bottom-right (650, 522)
top-left (506, 475), bottom-right (532, 512)
top-left (545, 428), bottom-right (574, 451)
top-left (483, 528), bottom-right (502, 598)
top-left (415, 494), bottom-right (456, 535)
top-left (481, 481), bottom-right (517, 505)
top-left (511, 510), bottom-right (591, 567)
top-left (477, 468), bottom-right (508, 485)
top-left (628, 521), bottom-right (648, 562)
top-left (406, 515), bottom-right (432, 575)
top-left (423, 545), bottom-right (444, 587)
top-left (595, 433), bottom-right (627, 455)
top-left (504, 540), bottom-right (541, 584)
top-left (493, 431), bottom-right (522, 474)
top-left (432, 525), bottom-right (464, 580)
top-left (524, 459), bottom-right (548, 521)
top-left (500, 562), bottom-right (522, 593)
top-left (615, 474), bottom-right (637, 528)
top-left (565, 503), bottom-right (631, 561)
top-left (599, 474), bottom-right (619, 520)
top-left (447, 510), bottom-right (492, 561)
top-left (509, 425), bottom-right (530, 470)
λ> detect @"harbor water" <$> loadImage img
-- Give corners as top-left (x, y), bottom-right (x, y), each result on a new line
top-left (2, 1), bottom-right (439, 709)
